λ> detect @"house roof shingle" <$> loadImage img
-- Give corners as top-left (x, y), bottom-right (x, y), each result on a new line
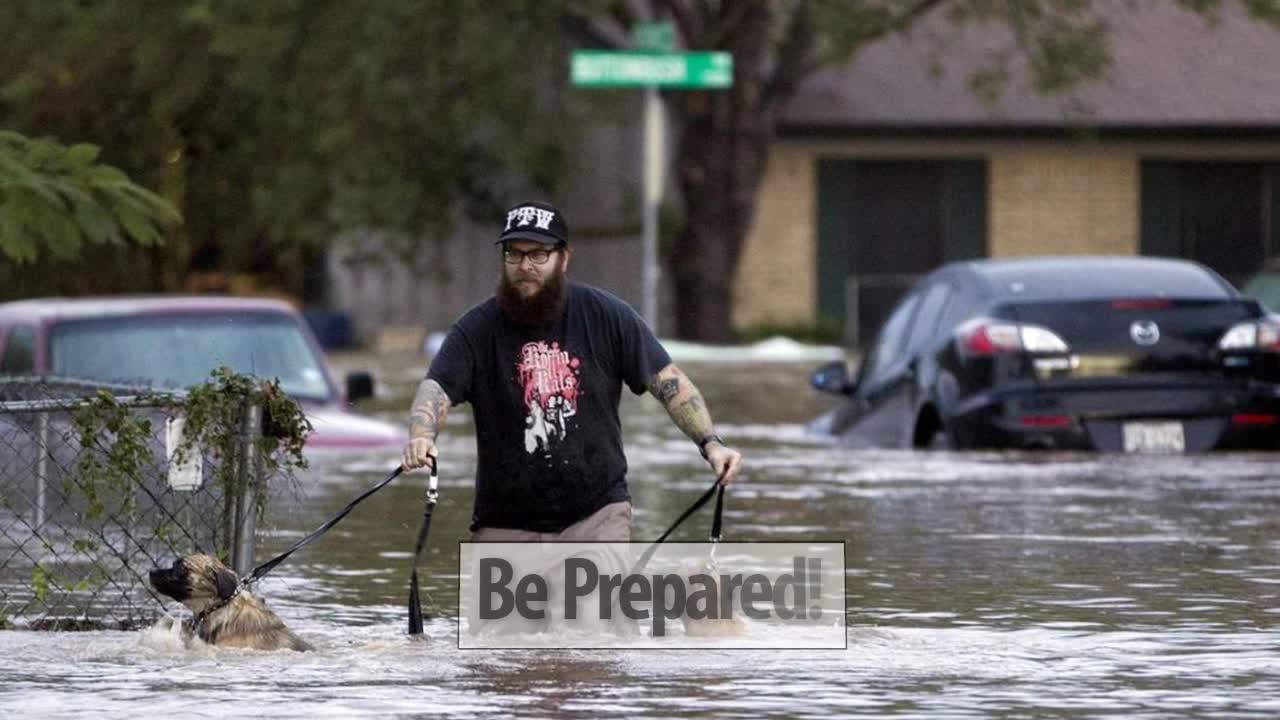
top-left (783, 1), bottom-right (1280, 132)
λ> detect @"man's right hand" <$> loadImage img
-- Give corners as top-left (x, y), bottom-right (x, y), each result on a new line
top-left (402, 437), bottom-right (438, 471)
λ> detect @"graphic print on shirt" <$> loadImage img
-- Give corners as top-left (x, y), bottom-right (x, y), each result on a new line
top-left (517, 341), bottom-right (582, 454)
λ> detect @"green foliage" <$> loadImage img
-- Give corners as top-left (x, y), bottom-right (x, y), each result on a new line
top-left (3, 0), bottom-right (1278, 321)
top-left (68, 367), bottom-right (312, 515)
top-left (71, 539), bottom-right (98, 555)
top-left (737, 319), bottom-right (844, 345)
top-left (1244, 0), bottom-right (1280, 24)
top-left (177, 367), bottom-right (313, 503)
top-left (70, 390), bottom-right (158, 522)
top-left (0, 130), bottom-right (180, 264)
top-left (31, 565), bottom-right (49, 604)
top-left (27, 368), bottom-right (312, 618)
top-left (0, 1), bottom-right (573, 296)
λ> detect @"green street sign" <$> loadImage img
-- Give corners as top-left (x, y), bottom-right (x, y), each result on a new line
top-left (571, 50), bottom-right (733, 89)
top-left (632, 21), bottom-right (675, 52)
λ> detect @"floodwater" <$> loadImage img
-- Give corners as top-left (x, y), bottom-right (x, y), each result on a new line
top-left (3, 357), bottom-right (1280, 718)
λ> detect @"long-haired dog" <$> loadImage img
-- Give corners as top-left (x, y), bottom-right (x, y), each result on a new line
top-left (149, 554), bottom-right (312, 652)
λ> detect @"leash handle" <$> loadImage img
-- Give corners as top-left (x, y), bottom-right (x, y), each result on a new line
top-left (408, 456), bottom-right (440, 636)
top-left (632, 477), bottom-right (728, 574)
top-left (707, 483), bottom-right (726, 568)
top-left (710, 483), bottom-right (725, 543)
top-left (425, 456), bottom-right (439, 502)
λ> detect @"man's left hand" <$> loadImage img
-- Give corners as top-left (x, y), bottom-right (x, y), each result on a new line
top-left (704, 442), bottom-right (743, 485)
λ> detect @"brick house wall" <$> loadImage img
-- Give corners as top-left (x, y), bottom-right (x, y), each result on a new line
top-left (734, 139), bottom-right (1280, 337)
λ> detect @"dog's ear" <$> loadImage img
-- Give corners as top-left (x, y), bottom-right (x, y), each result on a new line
top-left (213, 566), bottom-right (239, 601)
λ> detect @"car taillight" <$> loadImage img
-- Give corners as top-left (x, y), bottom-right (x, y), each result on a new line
top-left (961, 321), bottom-right (1021, 354)
top-left (957, 318), bottom-right (1070, 356)
top-left (1218, 320), bottom-right (1280, 352)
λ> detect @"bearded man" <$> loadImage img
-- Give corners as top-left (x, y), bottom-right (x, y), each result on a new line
top-left (402, 200), bottom-right (742, 543)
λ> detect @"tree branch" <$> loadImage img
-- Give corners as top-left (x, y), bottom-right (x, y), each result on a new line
top-left (800, 0), bottom-right (952, 80)
top-left (764, 0), bottom-right (816, 107)
top-left (564, 2), bottom-right (632, 49)
top-left (707, 0), bottom-right (756, 48)
top-left (893, 0), bottom-right (949, 35)
top-left (655, 0), bottom-right (703, 46)
top-left (624, 0), bottom-right (652, 23)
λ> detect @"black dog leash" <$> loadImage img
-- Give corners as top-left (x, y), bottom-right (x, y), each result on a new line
top-left (407, 456), bottom-right (440, 636)
top-left (190, 464), bottom-right (408, 633)
top-left (240, 464), bottom-right (406, 587)
top-left (632, 477), bottom-right (727, 574)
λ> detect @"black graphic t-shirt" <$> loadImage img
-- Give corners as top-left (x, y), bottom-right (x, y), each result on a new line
top-left (427, 282), bottom-right (671, 532)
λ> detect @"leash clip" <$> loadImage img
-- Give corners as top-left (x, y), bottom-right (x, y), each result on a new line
top-left (425, 467), bottom-right (439, 505)
top-left (420, 455), bottom-right (440, 505)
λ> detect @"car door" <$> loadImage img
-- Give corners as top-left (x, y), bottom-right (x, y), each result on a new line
top-left (847, 290), bottom-right (923, 445)
top-left (904, 283), bottom-right (953, 381)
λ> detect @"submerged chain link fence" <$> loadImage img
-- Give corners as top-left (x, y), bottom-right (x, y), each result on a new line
top-left (0, 377), bottom-right (261, 630)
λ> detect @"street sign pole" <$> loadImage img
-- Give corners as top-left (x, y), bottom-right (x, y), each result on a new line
top-left (641, 84), bottom-right (663, 333)
top-left (570, 28), bottom-right (732, 333)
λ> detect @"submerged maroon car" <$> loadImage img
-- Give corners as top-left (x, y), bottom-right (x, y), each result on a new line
top-left (0, 296), bottom-right (403, 450)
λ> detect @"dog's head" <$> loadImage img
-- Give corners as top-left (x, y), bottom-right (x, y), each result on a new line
top-left (149, 554), bottom-right (240, 613)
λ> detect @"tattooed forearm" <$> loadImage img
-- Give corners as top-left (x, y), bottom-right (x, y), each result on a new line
top-left (408, 379), bottom-right (451, 440)
top-left (647, 365), bottom-right (682, 402)
top-left (669, 392), bottom-right (713, 441)
top-left (652, 377), bottom-right (680, 404)
top-left (648, 364), bottom-right (716, 442)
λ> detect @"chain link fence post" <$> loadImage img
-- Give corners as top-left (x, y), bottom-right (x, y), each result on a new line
top-left (35, 411), bottom-right (48, 531)
top-left (231, 402), bottom-right (262, 578)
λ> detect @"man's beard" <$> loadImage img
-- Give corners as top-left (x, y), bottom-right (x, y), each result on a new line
top-left (496, 263), bottom-right (568, 329)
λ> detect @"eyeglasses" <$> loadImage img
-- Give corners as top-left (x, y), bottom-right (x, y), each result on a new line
top-left (502, 247), bottom-right (558, 265)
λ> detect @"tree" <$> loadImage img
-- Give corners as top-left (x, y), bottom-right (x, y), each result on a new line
top-left (0, 130), bottom-right (180, 264)
top-left (0, 1), bottom-right (571, 299)
top-left (567, 0), bottom-right (1280, 341)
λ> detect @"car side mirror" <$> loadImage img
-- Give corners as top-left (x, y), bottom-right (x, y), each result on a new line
top-left (345, 371), bottom-right (375, 405)
top-left (811, 360), bottom-right (857, 395)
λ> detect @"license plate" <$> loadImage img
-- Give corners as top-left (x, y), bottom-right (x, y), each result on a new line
top-left (1122, 421), bottom-right (1185, 453)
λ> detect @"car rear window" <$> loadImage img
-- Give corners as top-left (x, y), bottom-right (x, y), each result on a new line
top-left (979, 259), bottom-right (1231, 301)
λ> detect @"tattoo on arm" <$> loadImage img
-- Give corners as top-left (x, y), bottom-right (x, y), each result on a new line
top-left (652, 378), bottom-right (680, 404)
top-left (669, 393), bottom-right (713, 441)
top-left (647, 365), bottom-right (683, 403)
top-left (648, 364), bottom-right (715, 442)
top-left (408, 379), bottom-right (451, 440)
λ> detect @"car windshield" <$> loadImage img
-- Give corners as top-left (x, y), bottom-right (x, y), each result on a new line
top-left (49, 312), bottom-right (332, 402)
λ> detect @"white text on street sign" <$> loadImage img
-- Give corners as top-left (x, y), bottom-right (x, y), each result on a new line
top-left (571, 50), bottom-right (733, 89)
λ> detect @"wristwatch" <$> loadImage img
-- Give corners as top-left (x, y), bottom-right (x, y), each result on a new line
top-left (698, 433), bottom-right (725, 460)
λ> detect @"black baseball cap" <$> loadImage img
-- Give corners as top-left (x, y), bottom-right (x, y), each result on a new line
top-left (496, 201), bottom-right (569, 246)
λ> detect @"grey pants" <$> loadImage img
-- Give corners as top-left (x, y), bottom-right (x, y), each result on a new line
top-left (468, 501), bottom-right (636, 638)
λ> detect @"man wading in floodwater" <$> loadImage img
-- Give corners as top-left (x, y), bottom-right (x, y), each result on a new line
top-left (403, 201), bottom-right (742, 635)
top-left (402, 201), bottom-right (743, 546)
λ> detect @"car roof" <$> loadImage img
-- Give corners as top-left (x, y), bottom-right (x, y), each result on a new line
top-left (0, 295), bottom-right (298, 324)
top-left (944, 256), bottom-right (1235, 301)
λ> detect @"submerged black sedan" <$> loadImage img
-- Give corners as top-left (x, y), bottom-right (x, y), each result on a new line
top-left (811, 256), bottom-right (1280, 452)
